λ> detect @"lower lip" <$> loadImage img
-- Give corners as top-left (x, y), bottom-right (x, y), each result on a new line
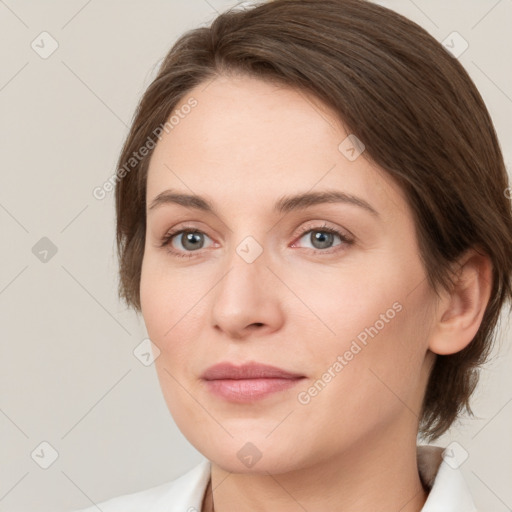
top-left (204, 377), bottom-right (304, 402)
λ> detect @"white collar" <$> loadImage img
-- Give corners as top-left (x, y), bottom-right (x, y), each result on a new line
top-left (418, 445), bottom-right (477, 511)
top-left (82, 445), bottom-right (477, 511)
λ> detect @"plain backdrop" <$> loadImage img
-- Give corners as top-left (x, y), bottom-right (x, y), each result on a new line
top-left (1, 1), bottom-right (511, 511)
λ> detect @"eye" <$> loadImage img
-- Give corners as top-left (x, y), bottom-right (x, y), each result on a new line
top-left (291, 222), bottom-right (354, 254)
top-left (159, 225), bottom-right (214, 259)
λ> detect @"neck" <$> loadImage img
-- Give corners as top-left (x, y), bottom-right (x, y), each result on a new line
top-left (206, 430), bottom-right (428, 512)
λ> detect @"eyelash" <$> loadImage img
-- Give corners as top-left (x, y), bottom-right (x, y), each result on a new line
top-left (158, 222), bottom-right (354, 259)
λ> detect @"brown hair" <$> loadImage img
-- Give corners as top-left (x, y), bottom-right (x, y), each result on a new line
top-left (114, 0), bottom-right (512, 440)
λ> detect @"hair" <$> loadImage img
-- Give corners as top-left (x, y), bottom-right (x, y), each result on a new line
top-left (114, 0), bottom-right (512, 440)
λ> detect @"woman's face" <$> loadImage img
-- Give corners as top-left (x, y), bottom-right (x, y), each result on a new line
top-left (140, 74), bottom-right (438, 473)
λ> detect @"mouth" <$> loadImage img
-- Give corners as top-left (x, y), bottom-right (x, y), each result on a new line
top-left (201, 361), bottom-right (306, 403)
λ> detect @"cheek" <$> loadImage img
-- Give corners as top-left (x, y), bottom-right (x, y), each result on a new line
top-left (299, 301), bottom-right (431, 443)
top-left (292, 264), bottom-right (405, 348)
top-left (140, 257), bottom-right (165, 338)
top-left (139, 253), bottom-right (181, 353)
top-left (140, 253), bottom-right (210, 358)
top-left (140, 260), bottom-right (202, 417)
top-left (300, 262), bottom-right (432, 398)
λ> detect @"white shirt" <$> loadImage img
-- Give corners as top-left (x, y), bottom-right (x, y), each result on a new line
top-left (72, 446), bottom-right (477, 512)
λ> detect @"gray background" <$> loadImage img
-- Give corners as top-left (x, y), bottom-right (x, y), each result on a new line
top-left (1, 1), bottom-right (511, 511)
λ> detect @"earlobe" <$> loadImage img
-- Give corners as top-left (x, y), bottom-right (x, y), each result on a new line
top-left (428, 248), bottom-right (493, 356)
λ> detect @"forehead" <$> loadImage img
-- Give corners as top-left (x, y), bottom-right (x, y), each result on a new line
top-left (146, 74), bottom-right (410, 220)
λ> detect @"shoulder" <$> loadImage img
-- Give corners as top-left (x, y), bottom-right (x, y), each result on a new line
top-left (69, 459), bottom-right (211, 512)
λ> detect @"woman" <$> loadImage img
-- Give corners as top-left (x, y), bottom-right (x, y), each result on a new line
top-left (76, 0), bottom-right (512, 510)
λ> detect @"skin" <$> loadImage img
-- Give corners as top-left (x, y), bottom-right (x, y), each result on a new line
top-left (140, 74), bottom-right (493, 512)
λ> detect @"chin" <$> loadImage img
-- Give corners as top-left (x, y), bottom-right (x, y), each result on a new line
top-left (192, 435), bottom-right (310, 475)
top-left (210, 451), bottom-right (302, 475)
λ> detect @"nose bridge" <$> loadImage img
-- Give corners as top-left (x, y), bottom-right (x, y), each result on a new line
top-left (219, 232), bottom-right (269, 300)
top-left (220, 212), bottom-right (270, 273)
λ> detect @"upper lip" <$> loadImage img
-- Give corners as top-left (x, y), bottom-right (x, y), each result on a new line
top-left (201, 362), bottom-right (304, 380)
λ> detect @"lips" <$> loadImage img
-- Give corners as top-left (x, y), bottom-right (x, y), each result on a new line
top-left (201, 361), bottom-right (304, 380)
top-left (201, 362), bottom-right (305, 402)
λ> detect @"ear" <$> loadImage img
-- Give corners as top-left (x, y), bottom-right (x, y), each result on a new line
top-left (428, 248), bottom-right (493, 355)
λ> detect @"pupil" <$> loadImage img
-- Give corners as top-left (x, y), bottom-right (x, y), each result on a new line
top-left (184, 232), bottom-right (202, 250)
top-left (313, 231), bottom-right (332, 249)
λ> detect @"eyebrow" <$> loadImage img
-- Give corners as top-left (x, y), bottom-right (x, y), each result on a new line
top-left (148, 189), bottom-right (379, 218)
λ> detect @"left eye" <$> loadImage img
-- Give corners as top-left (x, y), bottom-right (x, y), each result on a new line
top-left (293, 226), bottom-right (351, 251)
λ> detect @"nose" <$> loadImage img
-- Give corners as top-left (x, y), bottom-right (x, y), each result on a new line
top-left (210, 248), bottom-right (285, 340)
